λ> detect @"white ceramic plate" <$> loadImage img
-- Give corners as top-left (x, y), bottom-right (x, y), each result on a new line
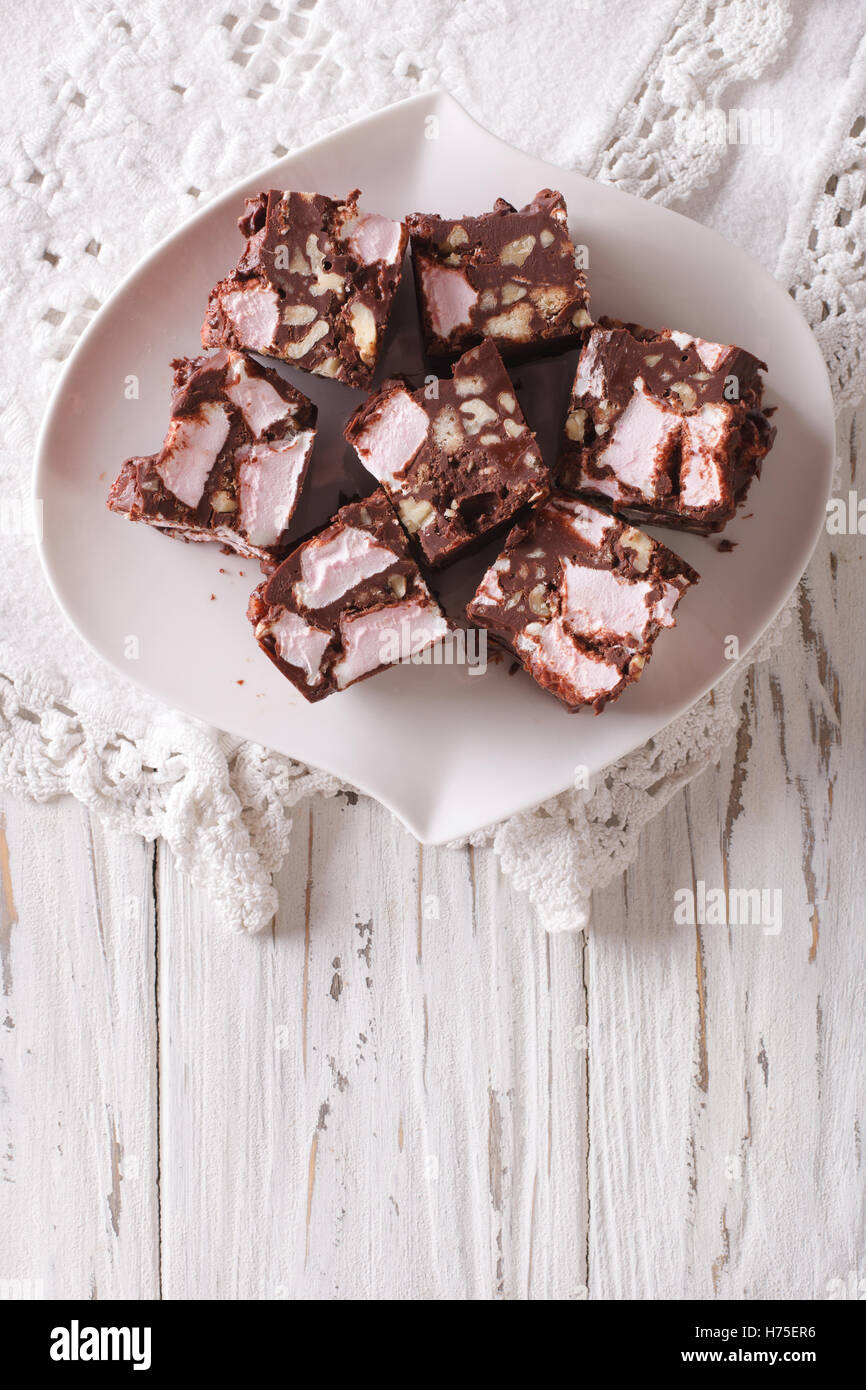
top-left (35, 92), bottom-right (835, 844)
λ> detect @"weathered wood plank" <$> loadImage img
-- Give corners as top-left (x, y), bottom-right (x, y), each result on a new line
top-left (156, 793), bottom-right (589, 1300)
top-left (588, 800), bottom-right (704, 1298)
top-left (0, 793), bottom-right (159, 1299)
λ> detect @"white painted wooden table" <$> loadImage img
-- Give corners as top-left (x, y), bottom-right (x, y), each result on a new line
top-left (1, 412), bottom-right (863, 1301)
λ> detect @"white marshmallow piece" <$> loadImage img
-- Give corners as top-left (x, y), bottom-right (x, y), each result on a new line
top-left (577, 471), bottom-right (622, 503)
top-left (573, 331), bottom-right (609, 399)
top-left (294, 525), bottom-right (399, 611)
top-left (471, 561), bottom-right (507, 608)
top-left (157, 401), bottom-right (231, 509)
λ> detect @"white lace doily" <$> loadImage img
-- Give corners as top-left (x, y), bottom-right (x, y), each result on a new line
top-left (3, 0), bottom-right (865, 930)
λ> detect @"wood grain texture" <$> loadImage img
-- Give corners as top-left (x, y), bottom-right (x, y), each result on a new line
top-left (0, 799), bottom-right (159, 1299)
top-left (156, 797), bottom-right (588, 1299)
top-left (0, 409), bottom-right (863, 1300)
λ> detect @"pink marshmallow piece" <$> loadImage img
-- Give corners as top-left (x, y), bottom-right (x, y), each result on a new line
top-left (269, 610), bottom-right (332, 685)
top-left (294, 525), bottom-right (400, 610)
top-left (670, 330), bottom-right (731, 372)
top-left (157, 401), bottom-right (231, 509)
top-left (237, 431), bottom-right (313, 548)
top-left (553, 495), bottom-right (617, 548)
top-left (334, 600), bottom-right (448, 689)
top-left (420, 260), bottom-right (479, 340)
top-left (562, 562), bottom-right (661, 645)
top-left (225, 357), bottom-right (290, 437)
top-left (519, 619), bottom-right (622, 700)
top-left (352, 389), bottom-right (430, 487)
top-left (346, 213), bottom-right (404, 266)
top-left (679, 404), bottom-right (728, 509)
top-left (220, 286), bottom-right (280, 352)
top-left (595, 381), bottom-right (680, 500)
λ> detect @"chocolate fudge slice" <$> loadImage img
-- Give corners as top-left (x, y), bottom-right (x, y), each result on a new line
top-left (344, 338), bottom-right (549, 567)
top-left (557, 319), bottom-right (776, 534)
top-left (406, 189), bottom-right (590, 360)
top-left (466, 492), bottom-right (698, 712)
top-left (107, 350), bottom-right (316, 561)
top-left (202, 189), bottom-right (407, 389)
top-left (248, 489), bottom-right (449, 702)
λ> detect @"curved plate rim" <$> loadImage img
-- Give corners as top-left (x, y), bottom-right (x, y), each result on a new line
top-left (34, 89), bottom-right (836, 844)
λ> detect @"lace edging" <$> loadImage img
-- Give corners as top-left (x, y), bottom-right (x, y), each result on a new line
top-left (0, 652), bottom-right (344, 931)
top-left (777, 33), bottom-right (866, 410)
top-left (590, 0), bottom-right (793, 205)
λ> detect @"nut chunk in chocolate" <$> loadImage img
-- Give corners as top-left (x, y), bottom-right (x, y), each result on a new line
top-left (466, 493), bottom-right (698, 713)
top-left (344, 339), bottom-right (549, 568)
top-left (406, 189), bottom-right (590, 359)
top-left (248, 489), bottom-right (449, 702)
top-left (557, 320), bottom-right (776, 534)
top-left (201, 189), bottom-right (407, 389)
top-left (107, 350), bottom-right (316, 562)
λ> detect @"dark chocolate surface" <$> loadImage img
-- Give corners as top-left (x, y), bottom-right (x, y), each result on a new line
top-left (467, 492), bottom-right (698, 712)
top-left (557, 319), bottom-right (776, 533)
top-left (248, 489), bottom-right (448, 702)
top-left (202, 190), bottom-right (408, 389)
top-left (407, 189), bottom-right (590, 359)
top-left (344, 339), bottom-right (550, 568)
top-left (107, 350), bottom-right (317, 561)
